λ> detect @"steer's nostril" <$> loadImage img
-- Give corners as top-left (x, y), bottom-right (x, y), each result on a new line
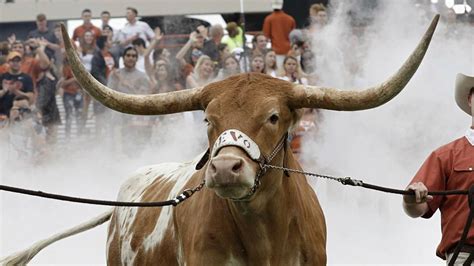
top-left (210, 162), bottom-right (217, 173)
top-left (232, 160), bottom-right (242, 172)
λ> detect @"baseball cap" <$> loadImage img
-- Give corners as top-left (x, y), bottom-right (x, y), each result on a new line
top-left (6, 51), bottom-right (22, 61)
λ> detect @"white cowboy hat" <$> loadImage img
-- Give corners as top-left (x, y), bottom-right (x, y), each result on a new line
top-left (455, 73), bottom-right (474, 116)
top-left (271, 0), bottom-right (283, 10)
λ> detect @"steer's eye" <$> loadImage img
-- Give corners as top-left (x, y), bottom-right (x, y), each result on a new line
top-left (204, 118), bottom-right (210, 125)
top-left (269, 114), bottom-right (279, 125)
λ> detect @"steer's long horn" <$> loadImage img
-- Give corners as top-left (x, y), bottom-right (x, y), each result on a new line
top-left (61, 24), bottom-right (203, 115)
top-left (291, 14), bottom-right (439, 111)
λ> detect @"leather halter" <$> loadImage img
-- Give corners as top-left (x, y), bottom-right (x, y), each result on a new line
top-left (196, 129), bottom-right (288, 201)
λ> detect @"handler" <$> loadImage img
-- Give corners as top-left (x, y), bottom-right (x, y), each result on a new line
top-left (403, 73), bottom-right (474, 265)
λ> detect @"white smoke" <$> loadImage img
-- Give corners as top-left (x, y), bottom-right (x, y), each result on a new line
top-left (304, 0), bottom-right (472, 264)
top-left (0, 116), bottom-right (207, 264)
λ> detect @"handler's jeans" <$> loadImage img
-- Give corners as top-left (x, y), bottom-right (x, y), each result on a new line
top-left (446, 252), bottom-right (474, 265)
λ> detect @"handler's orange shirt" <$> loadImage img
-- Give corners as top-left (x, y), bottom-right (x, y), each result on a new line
top-left (409, 136), bottom-right (474, 259)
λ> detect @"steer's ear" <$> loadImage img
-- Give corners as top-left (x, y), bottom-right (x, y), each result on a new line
top-left (195, 149), bottom-right (210, 170)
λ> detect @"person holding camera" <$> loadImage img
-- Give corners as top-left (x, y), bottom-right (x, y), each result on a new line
top-left (8, 95), bottom-right (46, 162)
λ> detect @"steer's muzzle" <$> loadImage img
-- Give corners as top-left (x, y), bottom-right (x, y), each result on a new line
top-left (205, 147), bottom-right (257, 199)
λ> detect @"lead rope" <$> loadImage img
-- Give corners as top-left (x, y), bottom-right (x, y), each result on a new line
top-left (264, 164), bottom-right (469, 196)
top-left (0, 180), bottom-right (205, 208)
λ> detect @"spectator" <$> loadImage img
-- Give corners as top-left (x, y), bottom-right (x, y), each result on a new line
top-left (58, 58), bottom-right (83, 139)
top-left (9, 39), bottom-right (50, 86)
top-left (221, 22), bottom-right (243, 53)
top-left (72, 9), bottom-right (101, 42)
top-left (251, 33), bottom-right (268, 57)
top-left (107, 47), bottom-right (151, 155)
top-left (117, 7), bottom-right (155, 48)
top-left (249, 54), bottom-right (265, 74)
top-left (51, 23), bottom-right (65, 75)
top-left (264, 50), bottom-right (277, 77)
top-left (119, 37), bottom-right (146, 73)
top-left (176, 30), bottom-right (204, 66)
top-left (144, 29), bottom-right (164, 79)
top-left (77, 30), bottom-right (97, 129)
top-left (290, 108), bottom-right (319, 160)
top-left (27, 13), bottom-right (60, 61)
top-left (300, 42), bottom-right (316, 79)
top-left (278, 55), bottom-right (307, 85)
top-left (107, 47), bottom-right (150, 94)
top-left (0, 114), bottom-right (8, 130)
top-left (35, 58), bottom-right (60, 144)
top-left (91, 35), bottom-right (115, 138)
top-left (150, 59), bottom-right (182, 93)
top-left (8, 95), bottom-right (46, 162)
top-left (202, 24), bottom-right (224, 63)
top-left (196, 24), bottom-right (209, 41)
top-left (218, 43), bottom-right (231, 62)
top-left (308, 3), bottom-right (328, 32)
top-left (78, 30), bottom-right (97, 72)
top-left (215, 55), bottom-right (241, 81)
top-left (287, 39), bottom-right (305, 64)
top-left (186, 55), bottom-right (214, 89)
top-left (263, 0), bottom-right (296, 69)
top-left (101, 24), bottom-right (121, 67)
top-left (0, 41), bottom-right (9, 74)
top-left (91, 36), bottom-right (115, 85)
top-left (0, 52), bottom-right (35, 116)
top-left (100, 10), bottom-right (112, 28)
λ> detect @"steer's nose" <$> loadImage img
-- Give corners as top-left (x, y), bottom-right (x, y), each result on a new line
top-left (208, 156), bottom-right (244, 185)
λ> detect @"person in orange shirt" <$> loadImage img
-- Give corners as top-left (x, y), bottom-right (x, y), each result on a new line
top-left (72, 9), bottom-right (101, 42)
top-left (403, 73), bottom-right (474, 265)
top-left (262, 0), bottom-right (296, 70)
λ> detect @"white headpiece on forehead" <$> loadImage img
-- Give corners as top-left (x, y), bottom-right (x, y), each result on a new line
top-left (211, 129), bottom-right (261, 161)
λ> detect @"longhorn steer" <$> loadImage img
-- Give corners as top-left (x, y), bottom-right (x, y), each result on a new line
top-left (1, 15), bottom-right (439, 265)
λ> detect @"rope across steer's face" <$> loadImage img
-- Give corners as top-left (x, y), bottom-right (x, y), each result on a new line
top-left (205, 129), bottom-right (287, 200)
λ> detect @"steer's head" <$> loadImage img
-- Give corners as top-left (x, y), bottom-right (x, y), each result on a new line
top-left (200, 75), bottom-right (299, 199)
top-left (60, 15), bottom-right (439, 201)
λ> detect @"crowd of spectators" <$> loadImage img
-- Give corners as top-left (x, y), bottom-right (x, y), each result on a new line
top-left (0, 3), bottom-right (329, 162)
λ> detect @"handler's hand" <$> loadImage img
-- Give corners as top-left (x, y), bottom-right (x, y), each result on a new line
top-left (404, 182), bottom-right (433, 204)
